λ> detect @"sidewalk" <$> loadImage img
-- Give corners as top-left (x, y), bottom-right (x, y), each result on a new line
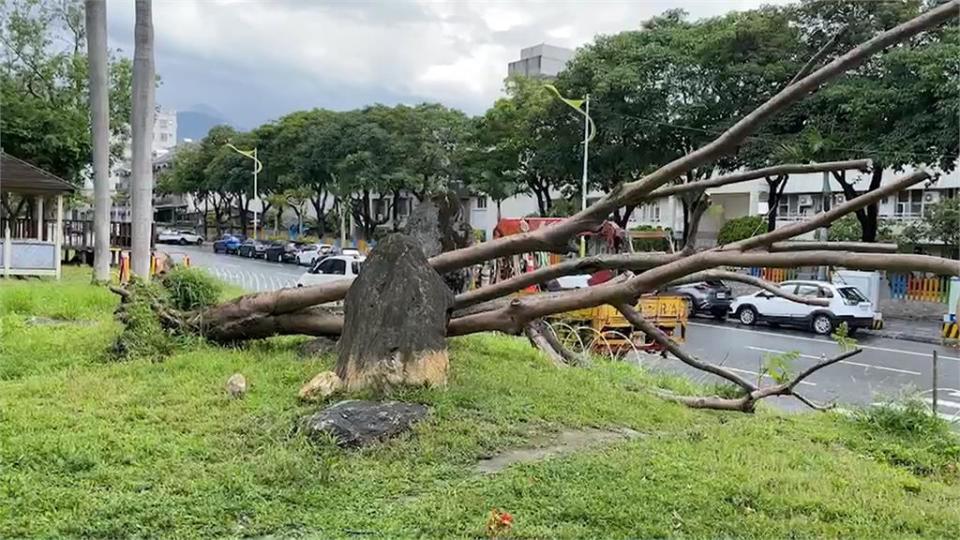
top-left (861, 317), bottom-right (945, 345)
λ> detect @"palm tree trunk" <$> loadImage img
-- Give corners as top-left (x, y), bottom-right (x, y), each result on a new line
top-left (85, 0), bottom-right (111, 283)
top-left (130, 0), bottom-right (155, 277)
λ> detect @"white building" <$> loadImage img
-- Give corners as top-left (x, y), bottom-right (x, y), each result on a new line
top-left (507, 44), bottom-right (574, 79)
top-left (76, 107), bottom-right (178, 223)
top-left (627, 166), bottom-right (960, 247)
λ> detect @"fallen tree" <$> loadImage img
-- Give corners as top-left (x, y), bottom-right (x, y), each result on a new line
top-left (114, 1), bottom-right (960, 408)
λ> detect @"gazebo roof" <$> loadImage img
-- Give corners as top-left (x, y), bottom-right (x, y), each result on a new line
top-left (0, 152), bottom-right (77, 195)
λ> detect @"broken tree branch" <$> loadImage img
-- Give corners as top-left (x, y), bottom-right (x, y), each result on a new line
top-left (727, 170), bottom-right (932, 251)
top-left (646, 160), bottom-right (871, 201)
top-left (453, 253), bottom-right (679, 310)
top-left (665, 270), bottom-right (830, 307)
top-left (615, 302), bottom-right (758, 393)
top-left (658, 349), bottom-right (863, 412)
top-left (428, 2), bottom-right (955, 275)
top-left (789, 28), bottom-right (847, 85)
top-left (768, 241), bottom-right (898, 253)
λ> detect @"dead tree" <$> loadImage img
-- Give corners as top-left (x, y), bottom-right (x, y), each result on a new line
top-left (113, 2), bottom-right (960, 406)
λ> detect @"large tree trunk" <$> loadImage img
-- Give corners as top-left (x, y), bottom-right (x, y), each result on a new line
top-left (85, 0), bottom-right (111, 283)
top-left (130, 0), bottom-right (155, 277)
top-left (335, 234), bottom-right (454, 391)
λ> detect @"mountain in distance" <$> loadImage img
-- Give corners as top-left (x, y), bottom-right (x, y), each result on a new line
top-left (176, 104), bottom-right (236, 142)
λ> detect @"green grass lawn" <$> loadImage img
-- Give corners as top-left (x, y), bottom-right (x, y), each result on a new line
top-left (2, 268), bottom-right (959, 538)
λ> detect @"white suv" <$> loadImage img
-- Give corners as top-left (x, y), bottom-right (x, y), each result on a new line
top-left (729, 280), bottom-right (875, 335)
top-left (296, 255), bottom-right (364, 288)
top-left (157, 229), bottom-right (204, 245)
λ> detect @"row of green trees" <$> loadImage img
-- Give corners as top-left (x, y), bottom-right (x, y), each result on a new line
top-left (3, 1), bottom-right (956, 244)
top-left (160, 0), bottom-right (957, 242)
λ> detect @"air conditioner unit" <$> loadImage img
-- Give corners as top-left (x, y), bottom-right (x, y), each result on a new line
top-left (924, 192), bottom-right (935, 202)
top-left (834, 194), bottom-right (845, 205)
top-left (798, 195), bottom-right (813, 207)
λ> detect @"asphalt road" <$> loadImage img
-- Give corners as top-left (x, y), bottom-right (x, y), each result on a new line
top-left (646, 319), bottom-right (960, 420)
top-left (170, 243), bottom-right (960, 422)
top-left (164, 244), bottom-right (306, 292)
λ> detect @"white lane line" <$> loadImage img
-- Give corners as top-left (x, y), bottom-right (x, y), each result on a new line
top-left (923, 397), bottom-right (960, 410)
top-left (726, 366), bottom-right (816, 387)
top-left (690, 322), bottom-right (960, 362)
top-left (746, 346), bottom-right (922, 376)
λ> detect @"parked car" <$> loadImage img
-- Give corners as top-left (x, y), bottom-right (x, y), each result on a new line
top-left (729, 280), bottom-right (875, 335)
top-left (295, 243), bottom-right (333, 266)
top-left (281, 241), bottom-right (308, 264)
top-left (157, 229), bottom-right (203, 245)
top-left (212, 234), bottom-right (242, 254)
top-left (237, 239), bottom-right (268, 258)
top-left (669, 280), bottom-right (733, 319)
top-left (296, 255), bottom-right (365, 288)
top-left (262, 241), bottom-right (286, 262)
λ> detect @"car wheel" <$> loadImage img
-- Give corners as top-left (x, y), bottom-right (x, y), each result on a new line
top-left (811, 314), bottom-right (835, 335)
top-left (178, 238), bottom-right (187, 245)
top-left (196, 239), bottom-right (203, 245)
top-left (737, 306), bottom-right (758, 326)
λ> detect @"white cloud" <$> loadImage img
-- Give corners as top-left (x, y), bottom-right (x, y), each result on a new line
top-left (106, 0), bottom-right (795, 125)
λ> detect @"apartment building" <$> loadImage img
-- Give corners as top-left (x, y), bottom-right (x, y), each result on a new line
top-left (628, 166), bottom-right (960, 246)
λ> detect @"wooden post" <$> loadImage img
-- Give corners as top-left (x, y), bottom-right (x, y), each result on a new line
top-left (932, 350), bottom-right (938, 414)
top-left (55, 195), bottom-right (63, 280)
top-left (2, 223), bottom-right (10, 278)
top-left (36, 195), bottom-right (44, 241)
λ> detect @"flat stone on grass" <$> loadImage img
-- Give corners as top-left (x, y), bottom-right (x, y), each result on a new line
top-left (302, 400), bottom-right (429, 448)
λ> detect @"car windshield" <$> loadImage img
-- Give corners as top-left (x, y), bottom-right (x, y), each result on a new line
top-left (838, 287), bottom-right (868, 303)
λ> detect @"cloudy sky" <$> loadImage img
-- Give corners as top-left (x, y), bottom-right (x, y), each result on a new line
top-left (104, 0), bottom-right (789, 129)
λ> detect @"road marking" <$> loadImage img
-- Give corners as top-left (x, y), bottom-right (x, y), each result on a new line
top-left (745, 346), bottom-right (922, 376)
top-left (923, 397), bottom-right (960, 410)
top-left (726, 366), bottom-right (816, 387)
top-left (690, 322), bottom-right (960, 362)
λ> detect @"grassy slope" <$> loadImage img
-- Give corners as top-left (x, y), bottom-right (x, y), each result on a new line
top-left (1, 269), bottom-right (958, 538)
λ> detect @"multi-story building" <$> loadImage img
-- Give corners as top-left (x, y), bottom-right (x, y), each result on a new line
top-left (507, 44), bottom-right (574, 79)
top-left (76, 107), bottom-right (178, 223)
top-left (627, 166), bottom-right (960, 249)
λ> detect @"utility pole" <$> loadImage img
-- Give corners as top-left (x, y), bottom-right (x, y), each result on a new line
top-left (818, 171), bottom-right (831, 280)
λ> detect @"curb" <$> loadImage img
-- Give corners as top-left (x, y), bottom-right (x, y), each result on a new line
top-left (859, 329), bottom-right (944, 345)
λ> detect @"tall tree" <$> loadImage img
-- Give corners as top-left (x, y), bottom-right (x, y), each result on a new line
top-left (0, 0), bottom-right (133, 188)
top-left (129, 0), bottom-right (155, 276)
top-left (84, 0), bottom-right (110, 283)
top-left (559, 7), bottom-right (804, 232)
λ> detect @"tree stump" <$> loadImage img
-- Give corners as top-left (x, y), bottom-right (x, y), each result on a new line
top-left (403, 192), bottom-right (474, 293)
top-left (335, 234), bottom-right (454, 392)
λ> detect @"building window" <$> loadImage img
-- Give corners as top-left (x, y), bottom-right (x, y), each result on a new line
top-left (158, 119), bottom-right (169, 128)
top-left (476, 197), bottom-right (487, 210)
top-left (160, 133), bottom-right (170, 142)
top-left (896, 191), bottom-right (923, 217)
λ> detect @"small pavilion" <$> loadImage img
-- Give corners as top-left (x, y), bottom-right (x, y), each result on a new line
top-left (0, 152), bottom-right (72, 279)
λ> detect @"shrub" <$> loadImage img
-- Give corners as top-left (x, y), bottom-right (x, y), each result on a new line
top-left (161, 267), bottom-right (223, 311)
top-left (717, 215), bottom-right (764, 245)
top-left (854, 399), bottom-right (952, 438)
top-left (111, 278), bottom-right (176, 361)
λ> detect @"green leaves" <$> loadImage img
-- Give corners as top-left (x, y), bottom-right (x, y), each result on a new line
top-left (761, 350), bottom-right (800, 385)
top-left (1, 0), bottom-right (134, 183)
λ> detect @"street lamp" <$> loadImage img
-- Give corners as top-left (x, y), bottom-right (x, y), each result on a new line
top-left (225, 143), bottom-right (263, 239)
top-left (544, 84), bottom-right (595, 257)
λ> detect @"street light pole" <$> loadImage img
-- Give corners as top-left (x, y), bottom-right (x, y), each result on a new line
top-left (253, 147), bottom-right (259, 240)
top-left (580, 95), bottom-right (590, 258)
top-left (224, 143), bottom-right (262, 240)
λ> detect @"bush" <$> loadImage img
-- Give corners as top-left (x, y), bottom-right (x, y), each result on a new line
top-left (717, 215), bottom-right (765, 245)
top-left (854, 399), bottom-right (952, 438)
top-left (111, 278), bottom-right (176, 361)
top-left (161, 267), bottom-right (223, 311)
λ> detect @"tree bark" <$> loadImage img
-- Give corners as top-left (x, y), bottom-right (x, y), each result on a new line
top-left (130, 0), bottom-right (156, 277)
top-left (85, 0), bottom-right (111, 283)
